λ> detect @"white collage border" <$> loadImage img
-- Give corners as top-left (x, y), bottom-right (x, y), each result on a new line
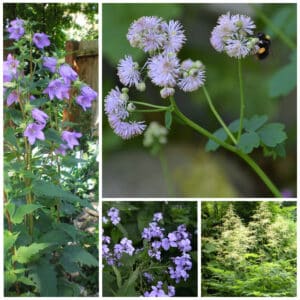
top-left (0, 0), bottom-right (299, 299)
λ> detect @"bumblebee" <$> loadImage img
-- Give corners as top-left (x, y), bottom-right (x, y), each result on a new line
top-left (256, 32), bottom-right (271, 60)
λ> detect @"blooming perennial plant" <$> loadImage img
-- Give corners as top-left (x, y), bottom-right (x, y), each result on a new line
top-left (102, 208), bottom-right (193, 297)
top-left (4, 18), bottom-right (98, 155)
top-left (104, 14), bottom-right (288, 197)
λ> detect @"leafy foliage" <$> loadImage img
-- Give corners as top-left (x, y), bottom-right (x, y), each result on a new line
top-left (202, 201), bottom-right (296, 296)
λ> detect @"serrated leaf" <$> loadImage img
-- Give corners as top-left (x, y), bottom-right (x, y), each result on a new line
top-left (112, 265), bottom-right (122, 289)
top-left (244, 115), bottom-right (268, 132)
top-left (59, 255), bottom-right (81, 274)
top-left (14, 243), bottom-right (51, 263)
top-left (57, 278), bottom-right (81, 296)
top-left (18, 276), bottom-right (37, 287)
top-left (4, 230), bottom-right (19, 258)
top-left (62, 245), bottom-right (98, 267)
top-left (38, 230), bottom-right (70, 245)
top-left (29, 258), bottom-right (57, 296)
top-left (165, 110), bottom-right (172, 130)
top-left (205, 128), bottom-right (227, 152)
top-left (54, 223), bottom-right (78, 241)
top-left (116, 267), bottom-right (140, 296)
top-left (11, 204), bottom-right (43, 224)
top-left (238, 131), bottom-right (260, 154)
top-left (257, 123), bottom-right (287, 147)
top-left (9, 109), bottom-right (23, 125)
top-left (5, 270), bottom-right (17, 291)
top-left (44, 128), bottom-right (63, 144)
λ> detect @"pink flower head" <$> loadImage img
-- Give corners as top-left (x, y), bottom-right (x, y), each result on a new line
top-left (43, 78), bottom-right (70, 100)
top-left (33, 33), bottom-right (50, 49)
top-left (61, 130), bottom-right (82, 149)
top-left (24, 123), bottom-right (45, 145)
top-left (7, 18), bottom-right (25, 40)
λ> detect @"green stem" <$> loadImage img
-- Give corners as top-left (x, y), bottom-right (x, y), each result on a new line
top-left (131, 101), bottom-right (168, 109)
top-left (203, 86), bottom-right (237, 145)
top-left (170, 96), bottom-right (282, 197)
top-left (134, 108), bottom-right (168, 113)
top-left (237, 59), bottom-right (245, 142)
top-left (254, 6), bottom-right (296, 50)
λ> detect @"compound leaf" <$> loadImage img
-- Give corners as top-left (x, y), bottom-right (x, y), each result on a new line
top-left (238, 131), bottom-right (260, 154)
top-left (257, 123), bottom-right (287, 147)
top-left (205, 128), bottom-right (227, 152)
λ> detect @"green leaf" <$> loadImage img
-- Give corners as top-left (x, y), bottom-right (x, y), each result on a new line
top-left (112, 265), bottom-right (122, 289)
top-left (18, 276), bottom-right (37, 287)
top-left (257, 123), bottom-right (287, 147)
top-left (4, 127), bottom-right (19, 149)
top-left (5, 270), bottom-right (17, 291)
top-left (9, 109), bottom-right (23, 125)
top-left (116, 267), bottom-right (140, 296)
top-left (165, 110), bottom-right (172, 130)
top-left (14, 243), bottom-right (51, 263)
top-left (54, 223), bottom-right (78, 241)
top-left (57, 278), bottom-right (81, 296)
top-left (44, 128), bottom-right (63, 144)
top-left (238, 131), bottom-right (260, 154)
top-left (59, 255), bottom-right (81, 274)
top-left (4, 230), bottom-right (19, 258)
top-left (11, 204), bottom-right (43, 224)
top-left (29, 258), bottom-right (57, 296)
top-left (205, 128), bottom-right (227, 152)
top-left (62, 245), bottom-right (98, 267)
top-left (38, 230), bottom-right (70, 245)
top-left (244, 115), bottom-right (268, 132)
top-left (228, 119), bottom-right (240, 133)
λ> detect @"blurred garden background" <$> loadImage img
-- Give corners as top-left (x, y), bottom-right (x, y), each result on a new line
top-left (102, 3), bottom-right (296, 197)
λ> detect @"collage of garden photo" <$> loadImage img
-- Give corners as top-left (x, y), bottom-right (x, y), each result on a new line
top-left (2, 0), bottom-right (298, 299)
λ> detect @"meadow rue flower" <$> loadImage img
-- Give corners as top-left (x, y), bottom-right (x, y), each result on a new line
top-left (43, 56), bottom-right (57, 73)
top-left (61, 130), bottom-right (82, 149)
top-left (33, 32), bottom-right (50, 49)
top-left (43, 78), bottom-right (70, 100)
top-left (31, 108), bottom-right (48, 126)
top-left (162, 20), bottom-right (186, 53)
top-left (7, 18), bottom-right (25, 40)
top-left (210, 12), bottom-right (258, 58)
top-left (178, 59), bottom-right (206, 92)
top-left (104, 87), bottom-right (146, 139)
top-left (117, 55), bottom-right (141, 87)
top-left (160, 87), bottom-right (175, 99)
top-left (3, 54), bottom-right (19, 82)
top-left (127, 16), bottom-right (165, 52)
top-left (24, 123), bottom-right (45, 145)
top-left (148, 53), bottom-right (180, 87)
top-left (6, 90), bottom-right (19, 106)
top-left (76, 85), bottom-right (98, 111)
top-left (59, 64), bottom-right (78, 84)
top-left (107, 207), bottom-right (121, 225)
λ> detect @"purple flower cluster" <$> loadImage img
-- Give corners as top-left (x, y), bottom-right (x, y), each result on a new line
top-left (210, 12), bottom-right (259, 58)
top-left (168, 253), bottom-right (192, 283)
top-left (114, 238), bottom-right (135, 259)
top-left (104, 87), bottom-right (146, 139)
top-left (107, 207), bottom-right (121, 225)
top-left (7, 18), bottom-right (25, 40)
top-left (105, 16), bottom-right (206, 140)
top-left (144, 281), bottom-right (175, 297)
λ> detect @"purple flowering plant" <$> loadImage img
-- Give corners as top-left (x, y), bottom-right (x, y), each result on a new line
top-left (102, 202), bottom-right (197, 297)
top-left (4, 18), bottom-right (98, 296)
top-left (104, 15), bottom-right (290, 197)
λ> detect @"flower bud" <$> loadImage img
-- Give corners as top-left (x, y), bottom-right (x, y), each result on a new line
top-left (160, 87), bottom-right (175, 99)
top-left (127, 102), bottom-right (136, 112)
top-left (136, 82), bottom-right (146, 92)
